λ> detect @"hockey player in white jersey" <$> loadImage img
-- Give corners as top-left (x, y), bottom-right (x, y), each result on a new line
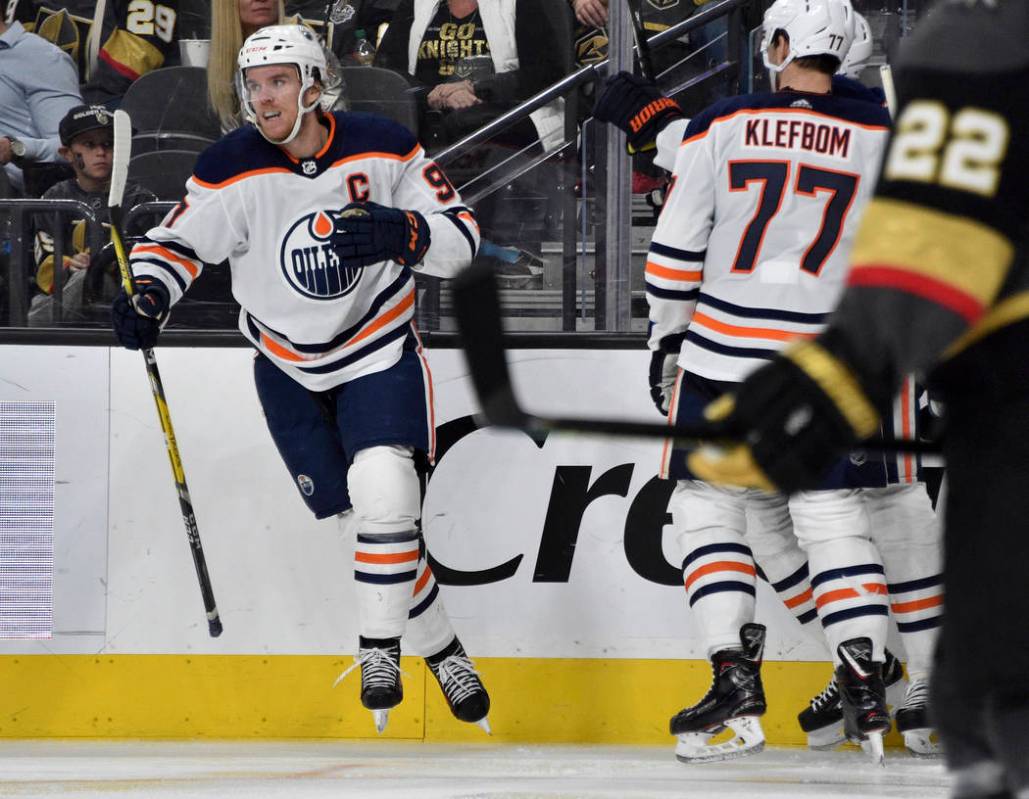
top-left (111, 24), bottom-right (489, 734)
top-left (638, 0), bottom-right (900, 763)
top-left (593, 3), bottom-right (944, 760)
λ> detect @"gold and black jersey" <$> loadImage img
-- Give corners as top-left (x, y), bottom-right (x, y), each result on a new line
top-left (824, 0), bottom-right (1029, 409)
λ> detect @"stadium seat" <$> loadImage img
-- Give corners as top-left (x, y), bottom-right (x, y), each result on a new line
top-left (120, 66), bottom-right (221, 139)
top-left (339, 66), bottom-right (419, 133)
top-left (131, 132), bottom-right (215, 156)
top-left (127, 150), bottom-right (198, 201)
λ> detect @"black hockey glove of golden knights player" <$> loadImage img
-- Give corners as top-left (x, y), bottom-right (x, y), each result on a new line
top-left (593, 71), bottom-right (685, 154)
top-left (687, 339), bottom-right (881, 494)
top-left (111, 276), bottom-right (169, 350)
top-left (333, 201), bottom-right (431, 268)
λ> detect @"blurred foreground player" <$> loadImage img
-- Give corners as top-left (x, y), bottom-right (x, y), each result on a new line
top-left (686, 1), bottom-right (1029, 793)
top-left (111, 24), bottom-right (490, 735)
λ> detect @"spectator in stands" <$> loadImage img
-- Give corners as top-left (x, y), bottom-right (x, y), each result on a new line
top-left (286, 1), bottom-right (399, 63)
top-left (208, 0), bottom-right (285, 130)
top-left (374, 0), bottom-right (570, 284)
top-left (6, 1), bottom-right (203, 106)
top-left (28, 105), bottom-right (155, 325)
top-left (0, 13), bottom-right (81, 193)
top-left (375, 0), bottom-right (567, 152)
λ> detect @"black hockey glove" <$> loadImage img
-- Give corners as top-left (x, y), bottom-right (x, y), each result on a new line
top-left (333, 201), bottom-right (431, 268)
top-left (593, 71), bottom-right (685, 154)
top-left (687, 340), bottom-right (881, 494)
top-left (111, 276), bottom-right (169, 350)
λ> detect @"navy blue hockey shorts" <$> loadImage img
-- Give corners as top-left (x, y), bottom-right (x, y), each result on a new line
top-left (253, 342), bottom-right (435, 519)
top-left (660, 370), bottom-right (888, 488)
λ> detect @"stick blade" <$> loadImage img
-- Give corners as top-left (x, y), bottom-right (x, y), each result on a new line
top-left (451, 264), bottom-right (529, 428)
top-left (109, 109), bottom-right (132, 212)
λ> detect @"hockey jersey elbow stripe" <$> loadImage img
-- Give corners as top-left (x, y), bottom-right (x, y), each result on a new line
top-left (646, 261), bottom-right (702, 282)
top-left (650, 242), bottom-right (705, 262)
top-left (646, 284), bottom-right (699, 302)
top-left (132, 258), bottom-right (187, 293)
top-left (147, 238), bottom-right (200, 263)
top-left (441, 208), bottom-right (478, 258)
top-left (133, 244), bottom-right (200, 278)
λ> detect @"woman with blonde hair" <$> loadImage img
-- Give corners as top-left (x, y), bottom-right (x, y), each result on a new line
top-left (207, 0), bottom-right (285, 129)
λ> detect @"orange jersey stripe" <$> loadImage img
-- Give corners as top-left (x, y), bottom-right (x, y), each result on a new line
top-left (784, 588), bottom-right (814, 610)
top-left (692, 311), bottom-right (817, 343)
top-left (891, 595), bottom-right (943, 614)
top-left (863, 583), bottom-right (889, 595)
top-left (646, 261), bottom-right (702, 282)
top-left (355, 549), bottom-right (420, 565)
top-left (815, 587), bottom-right (859, 608)
top-left (900, 378), bottom-right (913, 482)
top-left (347, 290), bottom-right (415, 348)
top-left (133, 244), bottom-right (200, 278)
top-left (684, 561), bottom-right (756, 591)
top-left (413, 565), bottom-right (433, 595)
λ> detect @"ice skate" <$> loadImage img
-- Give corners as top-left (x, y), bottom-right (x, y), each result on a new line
top-left (836, 638), bottom-right (890, 766)
top-left (426, 637), bottom-right (491, 734)
top-left (798, 648), bottom-right (903, 750)
top-left (334, 637), bottom-right (403, 733)
top-left (895, 677), bottom-right (941, 757)
top-left (670, 623), bottom-right (767, 763)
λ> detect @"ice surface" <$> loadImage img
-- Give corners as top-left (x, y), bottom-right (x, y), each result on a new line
top-left (0, 741), bottom-right (950, 798)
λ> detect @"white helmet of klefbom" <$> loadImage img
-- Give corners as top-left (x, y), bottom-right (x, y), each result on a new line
top-left (761, 0), bottom-right (855, 86)
top-left (839, 11), bottom-right (873, 79)
top-left (237, 24), bottom-right (333, 145)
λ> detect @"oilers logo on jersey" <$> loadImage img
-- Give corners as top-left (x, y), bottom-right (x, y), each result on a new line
top-left (280, 209), bottom-right (362, 300)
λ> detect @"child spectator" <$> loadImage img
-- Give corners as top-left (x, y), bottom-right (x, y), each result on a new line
top-left (29, 104), bottom-right (155, 325)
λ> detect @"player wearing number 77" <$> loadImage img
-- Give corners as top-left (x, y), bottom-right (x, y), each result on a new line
top-left (642, 0), bottom-right (898, 764)
top-left (110, 24), bottom-right (490, 735)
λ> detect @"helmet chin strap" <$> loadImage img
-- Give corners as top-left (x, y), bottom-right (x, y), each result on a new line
top-left (255, 79), bottom-right (322, 146)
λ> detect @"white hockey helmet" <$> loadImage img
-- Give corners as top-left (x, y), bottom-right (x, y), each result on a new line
top-left (839, 11), bottom-right (873, 79)
top-left (761, 0), bottom-right (855, 84)
top-left (237, 24), bottom-right (337, 144)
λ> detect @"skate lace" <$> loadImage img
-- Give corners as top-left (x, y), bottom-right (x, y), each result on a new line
top-left (810, 678), bottom-right (838, 712)
top-left (332, 647), bottom-right (402, 690)
top-left (900, 678), bottom-right (929, 711)
top-left (432, 654), bottom-right (483, 705)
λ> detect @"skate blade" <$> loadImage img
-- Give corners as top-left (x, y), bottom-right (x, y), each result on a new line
top-left (805, 722), bottom-right (846, 751)
top-left (859, 731), bottom-right (885, 766)
top-left (475, 716), bottom-right (492, 735)
top-left (902, 729), bottom-right (942, 758)
top-left (675, 716), bottom-right (765, 764)
top-left (373, 709), bottom-right (389, 734)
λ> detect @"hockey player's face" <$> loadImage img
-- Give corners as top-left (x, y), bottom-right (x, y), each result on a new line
top-left (245, 65), bottom-right (302, 139)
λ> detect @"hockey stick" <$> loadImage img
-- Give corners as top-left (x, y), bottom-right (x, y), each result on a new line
top-left (627, 0), bottom-right (657, 82)
top-left (109, 110), bottom-right (223, 638)
top-left (879, 63), bottom-right (898, 117)
top-left (451, 263), bottom-right (941, 456)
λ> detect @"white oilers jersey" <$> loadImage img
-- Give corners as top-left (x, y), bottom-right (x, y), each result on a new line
top-left (646, 90), bottom-right (890, 383)
top-left (130, 111), bottom-right (479, 391)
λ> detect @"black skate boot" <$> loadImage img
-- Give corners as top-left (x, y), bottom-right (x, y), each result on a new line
top-left (836, 638), bottom-right (891, 765)
top-left (425, 637), bottom-right (491, 734)
top-left (334, 636), bottom-right (403, 733)
top-left (669, 623), bottom-right (767, 763)
top-left (798, 648), bottom-right (903, 750)
top-left (895, 677), bottom-right (941, 757)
